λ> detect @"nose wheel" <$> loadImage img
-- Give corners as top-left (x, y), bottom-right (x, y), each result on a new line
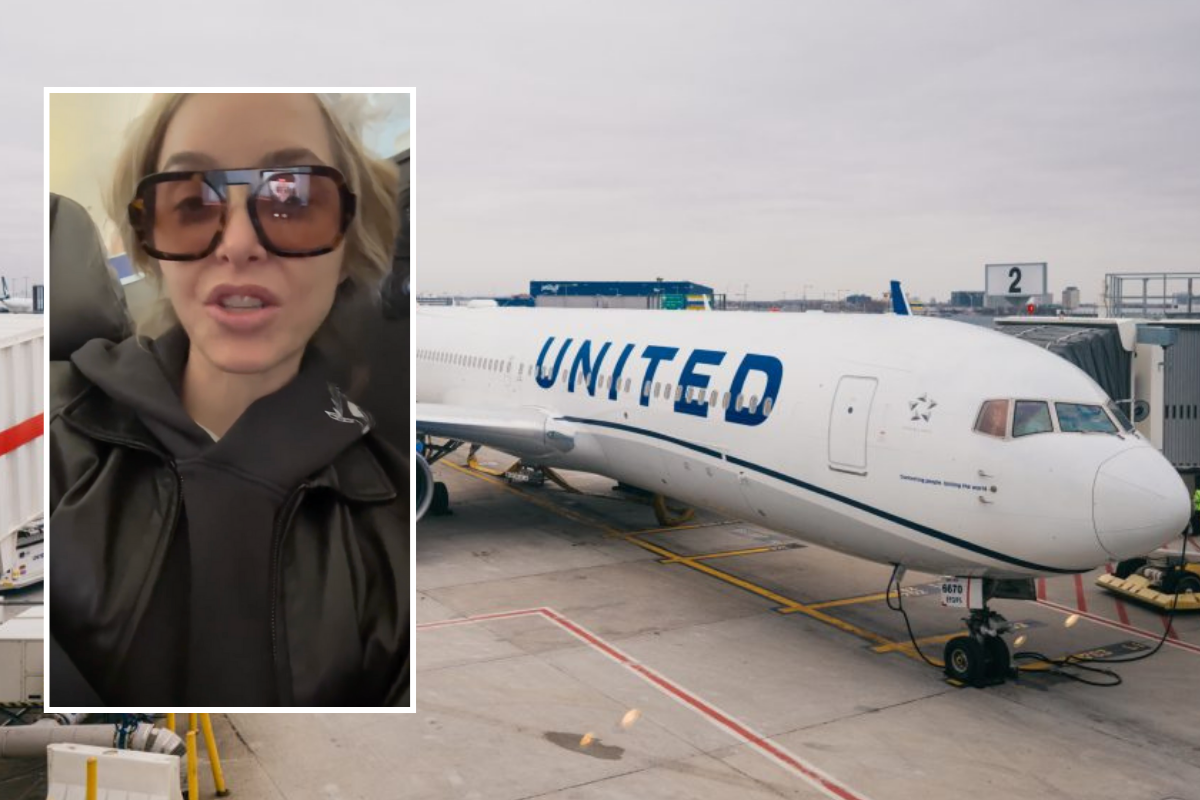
top-left (943, 609), bottom-right (1014, 687)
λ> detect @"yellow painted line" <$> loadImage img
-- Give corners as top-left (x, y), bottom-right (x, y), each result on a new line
top-left (873, 630), bottom-right (963, 654)
top-left (444, 461), bottom-right (624, 535)
top-left (807, 590), bottom-right (897, 611)
top-left (659, 546), bottom-right (777, 563)
top-left (440, 458), bottom-right (913, 658)
top-left (623, 520), bottom-right (741, 538)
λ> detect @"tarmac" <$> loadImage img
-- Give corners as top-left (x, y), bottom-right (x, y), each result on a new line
top-left (4, 448), bottom-right (1199, 799)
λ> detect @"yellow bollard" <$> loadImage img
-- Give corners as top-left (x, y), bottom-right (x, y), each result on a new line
top-left (189, 713), bottom-right (198, 734)
top-left (86, 756), bottom-right (98, 800)
top-left (200, 714), bottom-right (230, 796)
top-left (166, 713), bottom-right (176, 733)
top-left (187, 731), bottom-right (198, 800)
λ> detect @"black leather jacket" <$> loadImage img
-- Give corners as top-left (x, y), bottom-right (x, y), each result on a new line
top-left (49, 361), bottom-right (411, 706)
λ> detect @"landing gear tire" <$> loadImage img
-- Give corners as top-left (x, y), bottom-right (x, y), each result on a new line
top-left (1114, 558), bottom-right (1146, 579)
top-left (982, 635), bottom-right (1012, 682)
top-left (944, 636), bottom-right (985, 686)
top-left (430, 481), bottom-right (451, 516)
top-left (1164, 570), bottom-right (1200, 595)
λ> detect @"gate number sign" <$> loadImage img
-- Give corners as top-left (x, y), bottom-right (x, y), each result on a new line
top-left (985, 263), bottom-right (1047, 299)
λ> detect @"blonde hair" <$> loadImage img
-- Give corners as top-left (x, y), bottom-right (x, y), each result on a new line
top-left (105, 93), bottom-right (401, 357)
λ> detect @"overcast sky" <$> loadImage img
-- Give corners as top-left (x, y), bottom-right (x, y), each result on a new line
top-left (4, 1), bottom-right (1199, 303)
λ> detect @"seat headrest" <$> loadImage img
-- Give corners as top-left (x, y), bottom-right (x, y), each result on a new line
top-left (49, 193), bottom-right (134, 360)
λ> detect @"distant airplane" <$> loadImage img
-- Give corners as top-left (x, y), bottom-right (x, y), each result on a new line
top-left (414, 300), bottom-right (1189, 686)
top-left (0, 277), bottom-right (36, 313)
top-left (0, 518), bottom-right (44, 591)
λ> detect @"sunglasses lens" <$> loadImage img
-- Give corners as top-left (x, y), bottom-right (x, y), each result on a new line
top-left (147, 175), bottom-right (224, 257)
top-left (255, 172), bottom-right (344, 254)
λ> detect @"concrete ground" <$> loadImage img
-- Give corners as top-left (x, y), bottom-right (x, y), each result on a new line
top-left (5, 449), bottom-right (1199, 799)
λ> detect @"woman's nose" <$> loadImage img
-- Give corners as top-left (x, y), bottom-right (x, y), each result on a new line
top-left (215, 187), bottom-right (268, 264)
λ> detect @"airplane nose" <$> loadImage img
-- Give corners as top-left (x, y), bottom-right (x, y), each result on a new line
top-left (1093, 448), bottom-right (1190, 560)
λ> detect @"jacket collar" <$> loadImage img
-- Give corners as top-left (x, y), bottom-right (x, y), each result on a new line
top-left (61, 383), bottom-right (397, 504)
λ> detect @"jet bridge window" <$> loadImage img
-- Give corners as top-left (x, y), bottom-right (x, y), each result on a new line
top-left (1013, 401), bottom-right (1053, 437)
top-left (974, 399), bottom-right (1009, 438)
top-left (1056, 403), bottom-right (1117, 434)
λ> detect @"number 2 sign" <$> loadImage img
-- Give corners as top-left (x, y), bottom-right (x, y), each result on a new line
top-left (985, 263), bottom-right (1047, 299)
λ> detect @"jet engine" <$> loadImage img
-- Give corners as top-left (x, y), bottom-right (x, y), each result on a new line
top-left (415, 450), bottom-right (434, 521)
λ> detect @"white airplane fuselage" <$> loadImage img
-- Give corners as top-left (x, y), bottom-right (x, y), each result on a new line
top-left (416, 307), bottom-right (1189, 579)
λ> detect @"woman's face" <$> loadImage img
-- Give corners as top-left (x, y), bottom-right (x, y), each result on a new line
top-left (155, 93), bottom-right (344, 376)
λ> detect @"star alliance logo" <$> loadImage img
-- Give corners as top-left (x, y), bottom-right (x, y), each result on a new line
top-left (326, 383), bottom-right (373, 433)
top-left (909, 394), bottom-right (937, 422)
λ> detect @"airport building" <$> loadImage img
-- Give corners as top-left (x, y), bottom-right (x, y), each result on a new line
top-left (530, 280), bottom-right (715, 310)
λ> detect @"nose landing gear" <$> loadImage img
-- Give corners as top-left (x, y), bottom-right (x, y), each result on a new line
top-left (936, 576), bottom-right (1036, 687)
top-left (943, 609), bottom-right (1014, 687)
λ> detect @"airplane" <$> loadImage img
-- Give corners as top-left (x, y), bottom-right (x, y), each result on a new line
top-left (414, 300), bottom-right (1190, 687)
top-left (0, 277), bottom-right (36, 313)
top-left (0, 517), bottom-right (44, 591)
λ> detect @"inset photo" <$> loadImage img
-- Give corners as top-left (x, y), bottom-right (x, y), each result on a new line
top-left (46, 90), bottom-right (413, 709)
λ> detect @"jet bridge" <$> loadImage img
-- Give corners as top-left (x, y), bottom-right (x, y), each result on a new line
top-left (996, 318), bottom-right (1200, 473)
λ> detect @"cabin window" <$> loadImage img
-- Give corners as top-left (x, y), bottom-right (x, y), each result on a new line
top-left (643, 381), bottom-right (651, 398)
top-left (625, 378), bottom-right (632, 394)
top-left (974, 399), bottom-right (1009, 438)
top-left (674, 385), bottom-right (683, 401)
top-left (654, 382), bottom-right (662, 399)
top-left (1013, 401), bottom-right (1053, 437)
top-left (749, 395), bottom-right (759, 413)
top-left (763, 397), bottom-right (774, 417)
top-left (722, 392), bottom-right (731, 410)
top-left (709, 390), bottom-right (719, 407)
top-left (1056, 403), bottom-right (1117, 434)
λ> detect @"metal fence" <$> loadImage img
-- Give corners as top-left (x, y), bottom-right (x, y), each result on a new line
top-left (1104, 272), bottom-right (1200, 318)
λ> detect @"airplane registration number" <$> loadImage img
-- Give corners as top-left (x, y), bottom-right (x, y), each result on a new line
top-left (940, 577), bottom-right (985, 610)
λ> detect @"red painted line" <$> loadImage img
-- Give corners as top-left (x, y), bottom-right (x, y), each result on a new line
top-left (1038, 599), bottom-right (1200, 656)
top-left (0, 413), bottom-right (43, 457)
top-left (1161, 615), bottom-right (1179, 641)
top-left (416, 608), bottom-right (544, 630)
top-left (420, 607), bottom-right (872, 800)
top-left (1101, 566), bottom-right (1132, 626)
top-left (1111, 595), bottom-right (1132, 628)
top-left (1036, 578), bottom-right (1046, 601)
top-left (1072, 574), bottom-right (1089, 614)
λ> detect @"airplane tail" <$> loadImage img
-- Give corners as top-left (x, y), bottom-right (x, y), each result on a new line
top-left (0, 277), bottom-right (7, 300)
top-left (889, 280), bottom-right (912, 316)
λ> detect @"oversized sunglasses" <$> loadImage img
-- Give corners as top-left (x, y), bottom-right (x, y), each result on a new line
top-left (128, 165), bottom-right (356, 261)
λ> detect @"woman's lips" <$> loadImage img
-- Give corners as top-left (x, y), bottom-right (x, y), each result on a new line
top-left (205, 302), bottom-right (281, 332)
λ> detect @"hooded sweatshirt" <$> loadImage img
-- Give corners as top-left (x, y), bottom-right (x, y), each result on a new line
top-left (71, 327), bottom-right (372, 705)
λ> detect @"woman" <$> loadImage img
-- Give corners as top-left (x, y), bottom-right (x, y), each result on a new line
top-left (49, 93), bottom-right (410, 707)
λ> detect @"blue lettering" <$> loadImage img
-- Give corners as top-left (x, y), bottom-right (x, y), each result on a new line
top-left (725, 354), bottom-right (783, 426)
top-left (638, 345), bottom-right (679, 407)
top-left (569, 340), bottom-right (611, 395)
top-left (535, 336), bottom-right (574, 389)
top-left (673, 349), bottom-right (726, 417)
top-left (608, 343), bottom-right (635, 401)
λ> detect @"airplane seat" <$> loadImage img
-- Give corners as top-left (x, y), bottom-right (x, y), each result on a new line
top-left (48, 192), bottom-right (134, 360)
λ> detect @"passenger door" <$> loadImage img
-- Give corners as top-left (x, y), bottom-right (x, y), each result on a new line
top-left (828, 376), bottom-right (878, 475)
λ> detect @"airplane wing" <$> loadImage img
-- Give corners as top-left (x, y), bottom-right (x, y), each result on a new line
top-left (416, 403), bottom-right (576, 459)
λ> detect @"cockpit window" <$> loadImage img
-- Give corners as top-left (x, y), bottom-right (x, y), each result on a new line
top-left (1013, 401), bottom-right (1053, 437)
top-left (974, 399), bottom-right (1009, 438)
top-left (1056, 402), bottom-right (1118, 434)
top-left (1107, 401), bottom-right (1134, 432)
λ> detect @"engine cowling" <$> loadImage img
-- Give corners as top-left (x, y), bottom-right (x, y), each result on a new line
top-left (415, 451), bottom-right (434, 521)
